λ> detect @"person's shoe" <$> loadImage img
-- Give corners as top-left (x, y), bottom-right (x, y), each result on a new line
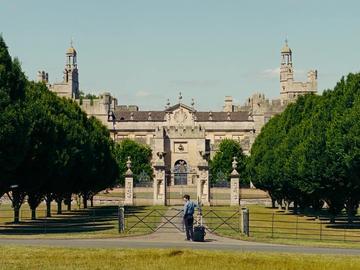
top-left (184, 238), bottom-right (190, 241)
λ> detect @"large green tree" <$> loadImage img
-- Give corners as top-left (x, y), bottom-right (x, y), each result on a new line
top-left (209, 139), bottom-right (247, 183)
top-left (114, 139), bottom-right (153, 185)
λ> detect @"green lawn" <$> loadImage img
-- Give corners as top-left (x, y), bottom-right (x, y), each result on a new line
top-left (202, 205), bottom-right (360, 248)
top-left (0, 203), bottom-right (166, 239)
top-left (0, 246), bottom-right (359, 270)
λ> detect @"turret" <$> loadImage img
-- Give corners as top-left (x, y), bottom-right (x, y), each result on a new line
top-left (63, 42), bottom-right (79, 99)
top-left (280, 40), bottom-right (294, 94)
top-left (37, 70), bottom-right (49, 83)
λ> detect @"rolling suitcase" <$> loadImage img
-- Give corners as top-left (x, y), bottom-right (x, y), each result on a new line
top-left (193, 214), bottom-right (206, 242)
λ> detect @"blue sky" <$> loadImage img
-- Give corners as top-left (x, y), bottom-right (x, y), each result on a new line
top-left (1, 0), bottom-right (360, 110)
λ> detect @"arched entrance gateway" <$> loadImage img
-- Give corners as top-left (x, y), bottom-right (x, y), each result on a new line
top-left (173, 160), bottom-right (188, 185)
top-left (164, 159), bottom-right (198, 205)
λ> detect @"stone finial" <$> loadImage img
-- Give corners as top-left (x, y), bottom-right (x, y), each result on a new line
top-left (231, 156), bottom-right (239, 177)
top-left (178, 92), bottom-right (182, 103)
top-left (130, 112), bottom-right (134, 120)
top-left (232, 157), bottom-right (238, 170)
top-left (191, 98), bottom-right (195, 108)
top-left (148, 112), bottom-right (152, 120)
top-left (166, 98), bottom-right (170, 108)
top-left (227, 112), bottom-right (231, 120)
top-left (126, 156), bottom-right (133, 175)
top-left (209, 111), bottom-right (213, 121)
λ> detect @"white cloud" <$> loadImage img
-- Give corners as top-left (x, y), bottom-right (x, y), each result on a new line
top-left (135, 90), bottom-right (151, 97)
top-left (261, 67), bottom-right (280, 78)
top-left (260, 67), bottom-right (306, 79)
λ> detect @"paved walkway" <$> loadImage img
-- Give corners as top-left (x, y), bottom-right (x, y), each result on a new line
top-left (1, 207), bottom-right (360, 255)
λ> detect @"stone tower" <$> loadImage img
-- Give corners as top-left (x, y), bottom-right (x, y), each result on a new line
top-left (46, 43), bottom-right (80, 99)
top-left (63, 43), bottom-right (79, 99)
top-left (279, 40), bottom-right (317, 102)
top-left (280, 40), bottom-right (294, 100)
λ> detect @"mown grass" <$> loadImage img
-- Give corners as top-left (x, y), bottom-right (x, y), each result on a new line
top-left (0, 246), bottom-right (359, 270)
top-left (203, 205), bottom-right (360, 248)
top-left (0, 203), bottom-right (166, 239)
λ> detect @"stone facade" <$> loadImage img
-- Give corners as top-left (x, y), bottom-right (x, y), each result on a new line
top-left (38, 41), bottom-right (317, 205)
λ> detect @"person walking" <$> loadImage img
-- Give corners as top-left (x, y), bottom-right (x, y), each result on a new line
top-left (182, 194), bottom-right (201, 241)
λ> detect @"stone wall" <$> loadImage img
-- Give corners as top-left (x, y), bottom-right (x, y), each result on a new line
top-left (95, 187), bottom-right (269, 206)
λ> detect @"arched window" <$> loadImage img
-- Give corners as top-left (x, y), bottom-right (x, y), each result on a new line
top-left (174, 160), bottom-right (188, 185)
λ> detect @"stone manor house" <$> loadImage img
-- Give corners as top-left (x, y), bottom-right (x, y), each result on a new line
top-left (37, 41), bottom-right (317, 205)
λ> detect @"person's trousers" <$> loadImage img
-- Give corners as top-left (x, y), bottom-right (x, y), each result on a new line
top-left (184, 215), bottom-right (194, 240)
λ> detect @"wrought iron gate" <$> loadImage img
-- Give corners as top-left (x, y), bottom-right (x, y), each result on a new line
top-left (125, 207), bottom-right (184, 233)
top-left (124, 207), bottom-right (242, 234)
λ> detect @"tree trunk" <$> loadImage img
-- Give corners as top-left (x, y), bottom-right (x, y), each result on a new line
top-left (271, 198), bottom-right (276, 208)
top-left (46, 197), bottom-right (52, 217)
top-left (90, 196), bottom-right (94, 207)
top-left (284, 201), bottom-right (289, 213)
top-left (330, 216), bottom-right (336, 224)
top-left (64, 195), bottom-right (72, 211)
top-left (76, 195), bottom-right (81, 209)
top-left (57, 200), bottom-right (62, 215)
top-left (9, 190), bottom-right (25, 223)
top-left (27, 193), bottom-right (43, 221)
top-left (345, 199), bottom-right (359, 224)
top-left (31, 208), bottom-right (36, 220)
top-left (293, 201), bottom-right (298, 214)
top-left (14, 207), bottom-right (20, 223)
top-left (277, 199), bottom-right (282, 210)
top-left (83, 194), bottom-right (88, 209)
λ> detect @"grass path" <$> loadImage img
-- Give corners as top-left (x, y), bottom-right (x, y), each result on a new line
top-left (0, 246), bottom-right (359, 270)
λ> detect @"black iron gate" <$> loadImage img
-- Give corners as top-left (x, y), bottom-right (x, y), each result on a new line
top-left (123, 207), bottom-right (242, 235)
top-left (125, 208), bottom-right (184, 233)
top-left (202, 208), bottom-right (241, 234)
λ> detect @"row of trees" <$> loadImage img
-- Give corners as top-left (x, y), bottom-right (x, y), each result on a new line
top-left (0, 36), bottom-right (119, 222)
top-left (249, 73), bottom-right (360, 222)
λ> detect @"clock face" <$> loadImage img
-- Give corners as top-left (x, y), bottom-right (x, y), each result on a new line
top-left (174, 109), bottom-right (188, 124)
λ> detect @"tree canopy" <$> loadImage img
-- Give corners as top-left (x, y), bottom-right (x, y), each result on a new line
top-left (0, 36), bottom-right (119, 221)
top-left (248, 73), bottom-right (360, 221)
top-left (209, 139), bottom-right (247, 183)
top-left (114, 139), bottom-right (153, 185)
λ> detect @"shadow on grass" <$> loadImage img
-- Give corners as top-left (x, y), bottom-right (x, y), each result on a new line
top-left (326, 223), bottom-right (360, 229)
top-left (263, 207), bottom-right (360, 229)
top-left (0, 205), bottom-right (119, 235)
top-left (124, 206), bottom-right (151, 215)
